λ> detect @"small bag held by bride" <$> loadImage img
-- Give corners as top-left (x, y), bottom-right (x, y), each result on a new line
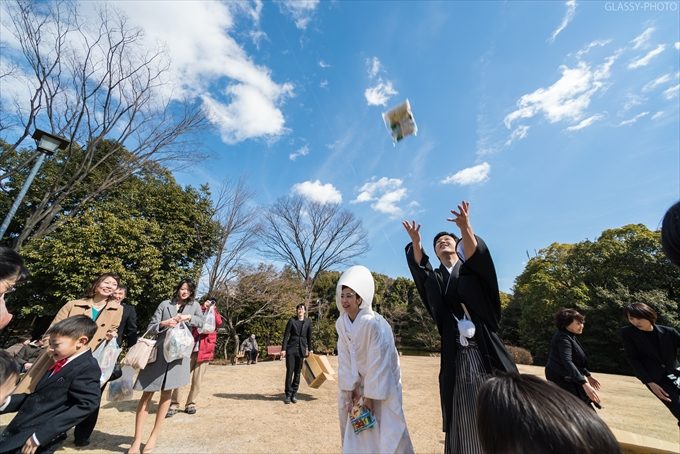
top-left (350, 398), bottom-right (376, 434)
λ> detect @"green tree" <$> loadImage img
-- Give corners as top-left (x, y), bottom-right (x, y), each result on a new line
top-left (210, 264), bottom-right (307, 361)
top-left (509, 224), bottom-right (680, 373)
top-left (7, 166), bottom-right (219, 330)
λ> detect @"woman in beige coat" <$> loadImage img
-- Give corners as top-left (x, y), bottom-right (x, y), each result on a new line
top-left (15, 273), bottom-right (123, 394)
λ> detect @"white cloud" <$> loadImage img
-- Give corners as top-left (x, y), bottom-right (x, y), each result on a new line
top-left (618, 111), bottom-right (649, 126)
top-left (84, 1), bottom-right (296, 145)
top-left (651, 111), bottom-right (664, 120)
top-left (549, 1), bottom-right (576, 43)
top-left (319, 80), bottom-right (328, 88)
top-left (289, 145), bottom-right (310, 160)
top-left (318, 60), bottom-right (330, 68)
top-left (622, 93), bottom-right (645, 112)
top-left (573, 39), bottom-right (611, 59)
top-left (663, 84), bottom-right (679, 99)
top-left (566, 114), bottom-right (604, 131)
top-left (353, 177), bottom-right (407, 216)
top-left (441, 162), bottom-right (491, 186)
top-left (505, 125), bottom-right (530, 146)
top-left (364, 81), bottom-right (398, 106)
top-left (642, 73), bottom-right (672, 92)
top-left (292, 180), bottom-right (342, 204)
top-left (367, 57), bottom-right (382, 79)
top-left (277, 0), bottom-right (320, 30)
top-left (628, 44), bottom-right (665, 69)
top-left (676, 42), bottom-right (680, 51)
top-left (202, 82), bottom-right (292, 144)
top-left (631, 27), bottom-right (654, 50)
top-left (364, 57), bottom-right (398, 106)
top-left (504, 53), bottom-right (618, 129)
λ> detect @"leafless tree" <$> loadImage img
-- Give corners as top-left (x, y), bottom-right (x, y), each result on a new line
top-left (258, 195), bottom-right (369, 298)
top-left (0, 1), bottom-right (206, 248)
top-left (203, 178), bottom-right (259, 294)
top-left (211, 264), bottom-right (305, 361)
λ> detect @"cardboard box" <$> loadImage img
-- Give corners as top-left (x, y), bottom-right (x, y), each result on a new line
top-left (316, 354), bottom-right (335, 376)
top-left (302, 354), bottom-right (334, 388)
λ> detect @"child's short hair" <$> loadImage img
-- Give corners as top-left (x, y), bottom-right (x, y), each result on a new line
top-left (0, 350), bottom-right (20, 386)
top-left (46, 315), bottom-right (97, 344)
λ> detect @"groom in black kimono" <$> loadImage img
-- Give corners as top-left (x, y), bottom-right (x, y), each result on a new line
top-left (403, 201), bottom-right (517, 453)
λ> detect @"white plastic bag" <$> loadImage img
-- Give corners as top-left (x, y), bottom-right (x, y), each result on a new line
top-left (198, 306), bottom-right (216, 334)
top-left (107, 365), bottom-right (136, 402)
top-left (163, 322), bottom-right (195, 362)
top-left (92, 339), bottom-right (123, 386)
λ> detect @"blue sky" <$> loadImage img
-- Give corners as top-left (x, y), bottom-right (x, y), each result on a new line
top-left (2, 1), bottom-right (679, 291)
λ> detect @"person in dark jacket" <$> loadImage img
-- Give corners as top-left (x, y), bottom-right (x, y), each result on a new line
top-left (545, 308), bottom-right (601, 409)
top-left (281, 303), bottom-right (313, 404)
top-left (620, 302), bottom-right (680, 424)
top-left (403, 201), bottom-right (517, 454)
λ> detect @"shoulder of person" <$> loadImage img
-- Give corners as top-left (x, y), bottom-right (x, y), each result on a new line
top-left (619, 325), bottom-right (637, 337)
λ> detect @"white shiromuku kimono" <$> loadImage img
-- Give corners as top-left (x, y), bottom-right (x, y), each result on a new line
top-left (335, 265), bottom-right (414, 454)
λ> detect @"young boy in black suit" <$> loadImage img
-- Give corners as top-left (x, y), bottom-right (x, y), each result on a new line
top-left (0, 315), bottom-right (102, 454)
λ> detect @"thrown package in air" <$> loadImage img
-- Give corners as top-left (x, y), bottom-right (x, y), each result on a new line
top-left (382, 99), bottom-right (418, 144)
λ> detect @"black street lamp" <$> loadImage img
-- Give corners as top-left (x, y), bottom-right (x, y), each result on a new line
top-left (0, 129), bottom-right (71, 239)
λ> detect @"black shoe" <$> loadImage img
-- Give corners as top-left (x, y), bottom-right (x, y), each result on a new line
top-left (74, 439), bottom-right (91, 447)
top-left (290, 395), bottom-right (297, 404)
top-left (284, 396), bottom-right (291, 404)
top-left (53, 433), bottom-right (68, 443)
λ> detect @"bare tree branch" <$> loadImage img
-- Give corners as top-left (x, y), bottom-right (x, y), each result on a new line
top-left (0, 1), bottom-right (208, 249)
top-left (203, 178), bottom-right (259, 294)
top-left (258, 195), bottom-right (369, 296)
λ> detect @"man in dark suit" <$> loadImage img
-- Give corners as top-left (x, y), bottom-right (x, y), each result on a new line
top-left (0, 315), bottom-right (101, 454)
top-left (281, 303), bottom-right (313, 404)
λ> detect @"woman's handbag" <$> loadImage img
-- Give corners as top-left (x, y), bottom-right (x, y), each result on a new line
top-left (120, 326), bottom-right (157, 369)
top-left (163, 322), bottom-right (195, 362)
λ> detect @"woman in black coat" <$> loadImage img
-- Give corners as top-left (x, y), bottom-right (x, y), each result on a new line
top-left (545, 308), bottom-right (602, 409)
top-left (620, 302), bottom-right (680, 424)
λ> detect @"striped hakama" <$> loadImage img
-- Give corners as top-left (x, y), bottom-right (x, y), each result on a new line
top-left (445, 337), bottom-right (487, 454)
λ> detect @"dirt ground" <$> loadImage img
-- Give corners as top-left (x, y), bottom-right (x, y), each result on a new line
top-left (1, 356), bottom-right (679, 453)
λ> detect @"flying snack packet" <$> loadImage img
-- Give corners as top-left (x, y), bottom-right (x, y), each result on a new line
top-left (382, 99), bottom-right (418, 143)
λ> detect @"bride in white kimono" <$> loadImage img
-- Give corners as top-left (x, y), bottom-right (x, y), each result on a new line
top-left (335, 265), bottom-right (414, 454)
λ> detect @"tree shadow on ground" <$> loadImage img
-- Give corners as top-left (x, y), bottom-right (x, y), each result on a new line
top-left (62, 429), bottom-right (131, 453)
top-left (102, 399), bottom-right (140, 413)
top-left (213, 392), bottom-right (318, 402)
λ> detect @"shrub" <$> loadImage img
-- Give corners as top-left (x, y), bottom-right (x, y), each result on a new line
top-left (505, 345), bottom-right (533, 365)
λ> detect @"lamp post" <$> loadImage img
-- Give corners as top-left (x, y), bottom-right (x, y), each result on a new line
top-left (0, 128), bottom-right (71, 240)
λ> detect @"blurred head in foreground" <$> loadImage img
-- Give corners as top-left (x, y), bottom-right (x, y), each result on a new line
top-left (476, 373), bottom-right (620, 454)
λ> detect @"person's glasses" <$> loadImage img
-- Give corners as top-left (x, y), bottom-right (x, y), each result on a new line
top-left (340, 292), bottom-right (356, 299)
top-left (1, 279), bottom-right (18, 294)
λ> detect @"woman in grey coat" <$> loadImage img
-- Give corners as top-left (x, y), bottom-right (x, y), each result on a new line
top-left (129, 279), bottom-right (204, 454)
